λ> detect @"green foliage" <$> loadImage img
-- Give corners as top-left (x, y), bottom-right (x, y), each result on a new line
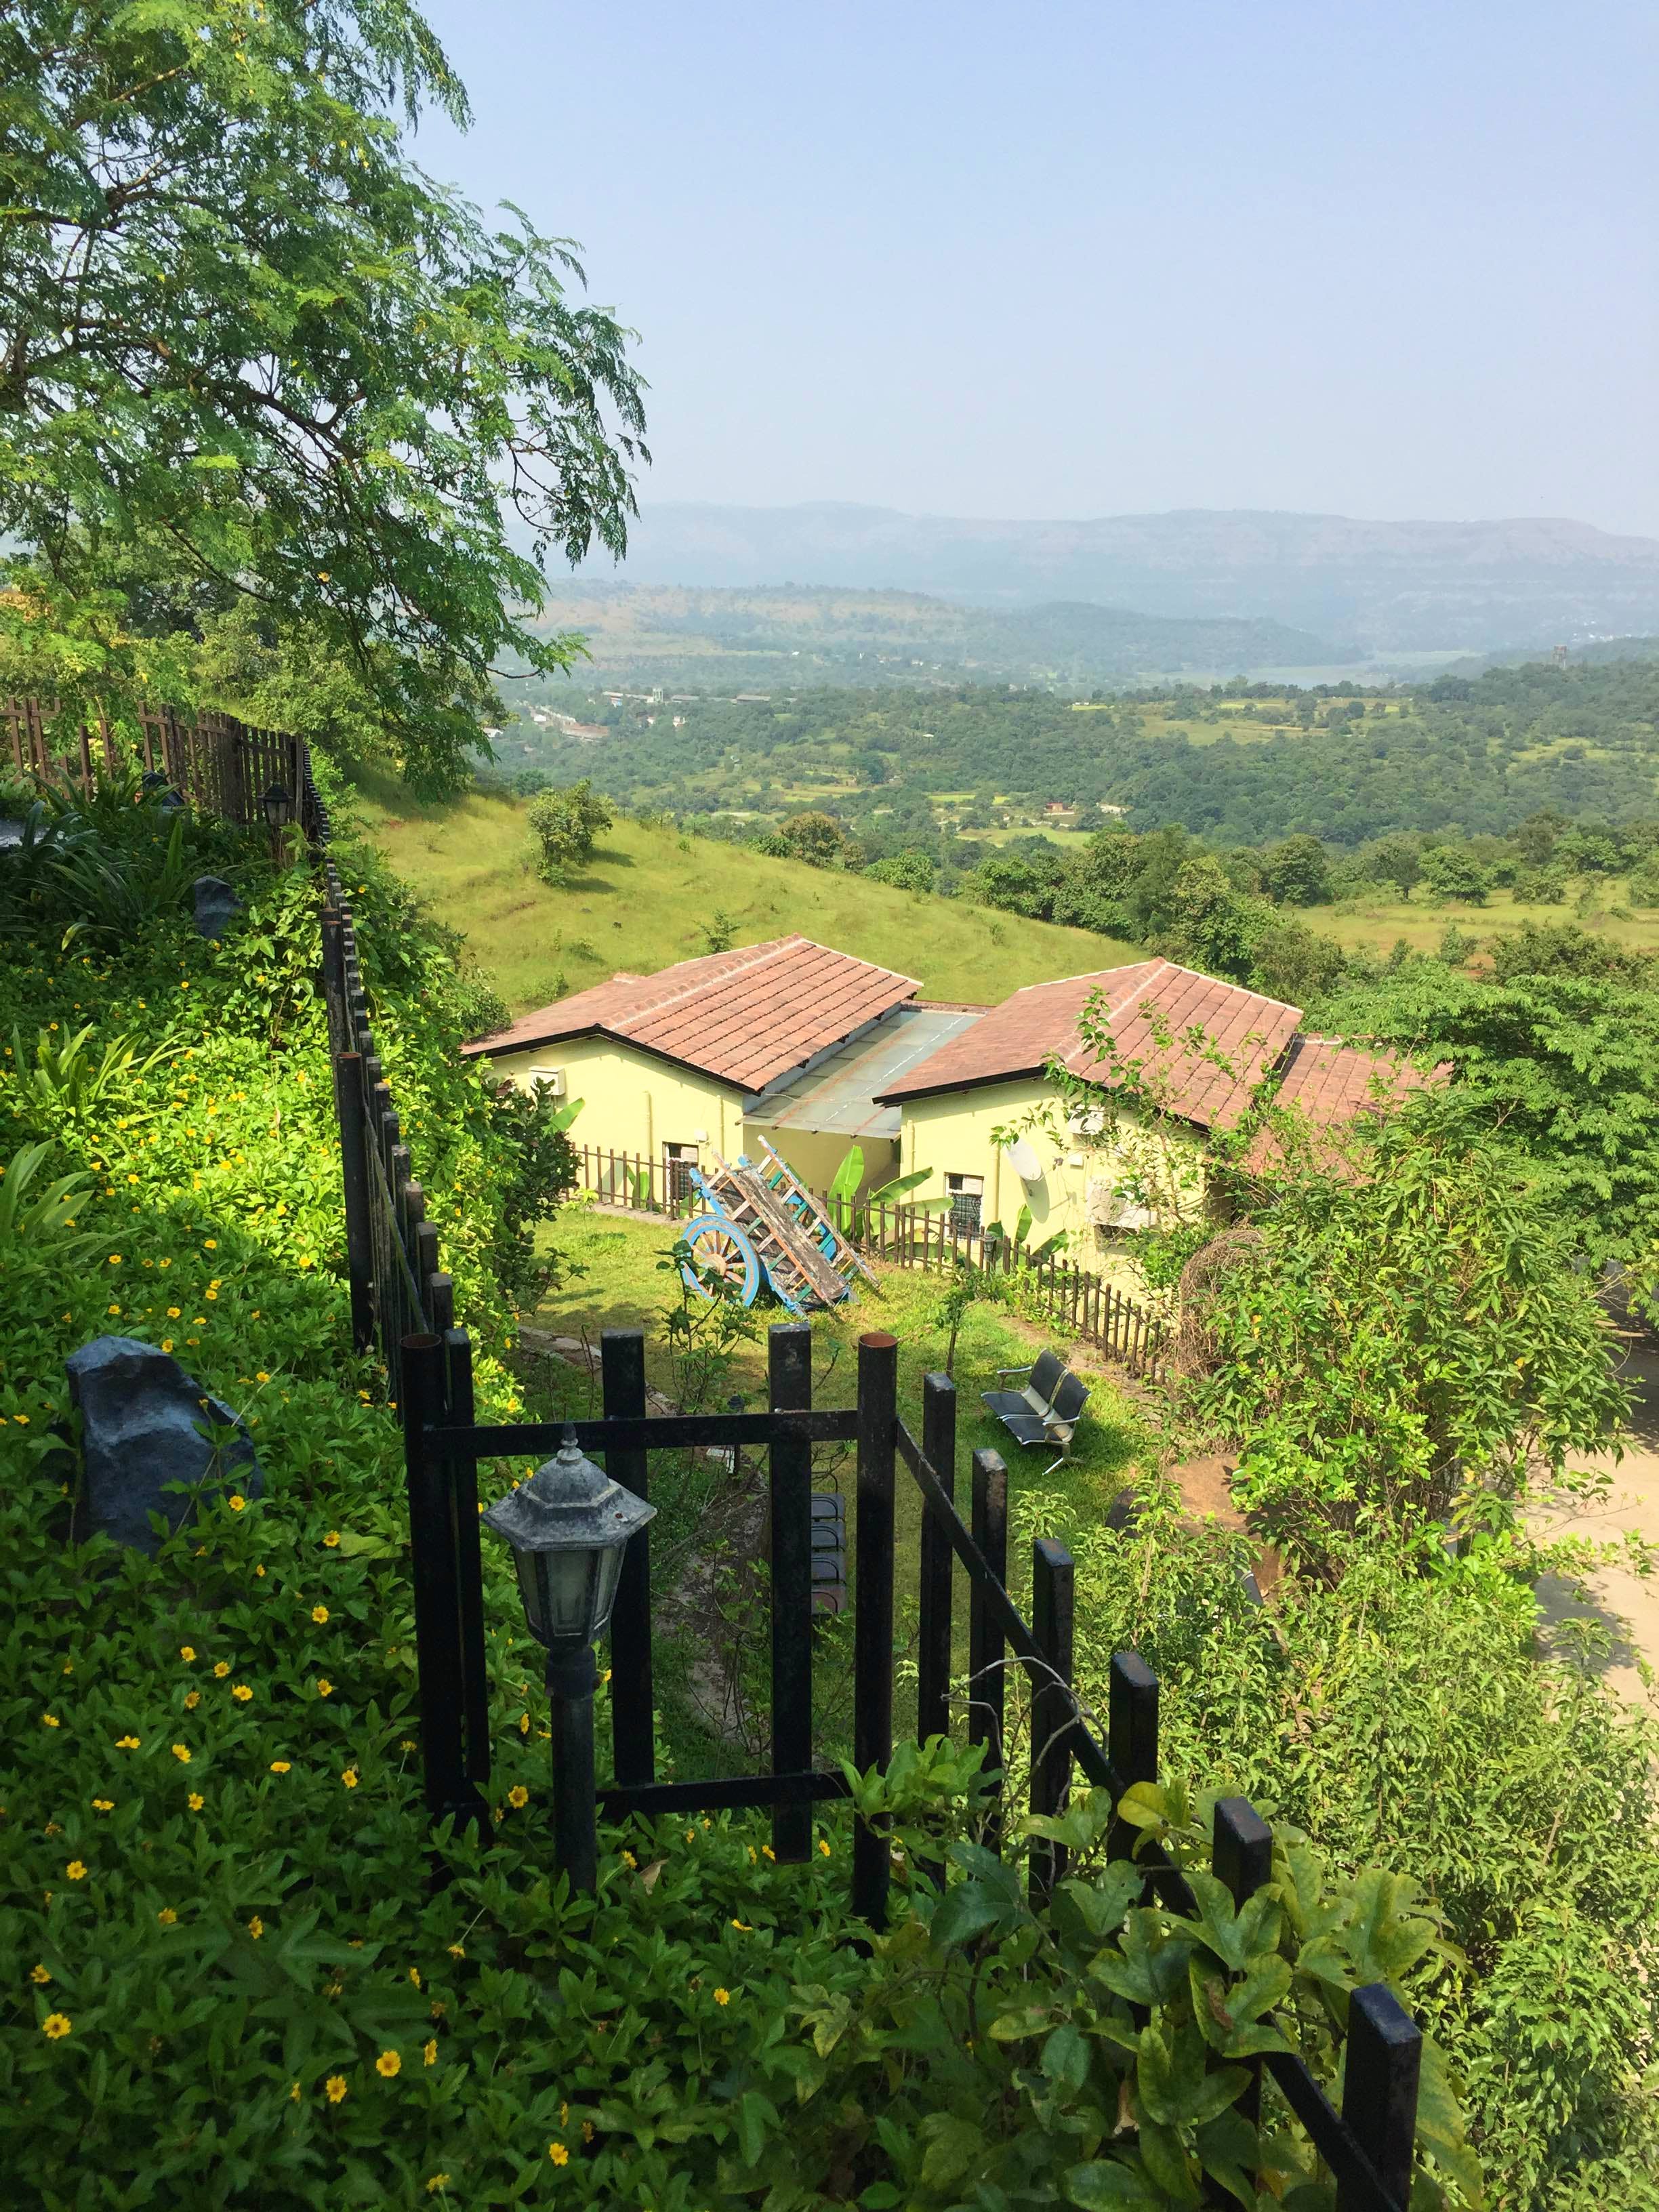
top-left (760, 811), bottom-right (848, 867)
top-left (1189, 1118), bottom-right (1629, 1557)
top-left (1257, 833), bottom-right (1332, 906)
top-left (657, 1237), bottom-right (762, 1413)
top-left (527, 779), bottom-right (613, 884)
top-left (864, 848), bottom-right (937, 893)
top-left (1420, 846), bottom-right (1494, 905)
top-left (0, 0), bottom-right (645, 791)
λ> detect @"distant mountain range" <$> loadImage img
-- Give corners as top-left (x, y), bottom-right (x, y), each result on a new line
top-left (527, 583), bottom-right (1346, 689)
top-left (581, 504), bottom-right (1659, 653)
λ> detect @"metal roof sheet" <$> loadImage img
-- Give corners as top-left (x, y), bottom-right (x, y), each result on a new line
top-left (752, 1006), bottom-right (984, 1137)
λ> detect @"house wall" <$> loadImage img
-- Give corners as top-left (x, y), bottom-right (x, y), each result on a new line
top-left (898, 1078), bottom-right (1209, 1259)
top-left (743, 1124), bottom-right (899, 1202)
top-left (478, 1038), bottom-right (743, 1175)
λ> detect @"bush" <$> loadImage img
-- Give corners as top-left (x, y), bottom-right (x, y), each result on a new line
top-left (527, 779), bottom-right (612, 883)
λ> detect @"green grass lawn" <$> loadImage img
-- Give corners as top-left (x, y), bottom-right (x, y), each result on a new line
top-left (1309, 880), bottom-right (1659, 961)
top-left (352, 774), bottom-right (1143, 1010)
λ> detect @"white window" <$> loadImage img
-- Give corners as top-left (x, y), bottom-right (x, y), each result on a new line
top-left (945, 1172), bottom-right (983, 1232)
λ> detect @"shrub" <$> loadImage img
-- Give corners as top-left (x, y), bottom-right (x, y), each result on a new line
top-left (527, 779), bottom-right (613, 883)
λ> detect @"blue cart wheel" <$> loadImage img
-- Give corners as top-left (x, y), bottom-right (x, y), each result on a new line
top-left (680, 1214), bottom-right (761, 1306)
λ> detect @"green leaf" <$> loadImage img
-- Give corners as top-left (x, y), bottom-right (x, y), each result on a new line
top-left (918, 2112), bottom-right (986, 2190)
top-left (988, 2004), bottom-right (1054, 2043)
top-left (733, 2090), bottom-right (778, 2169)
top-left (1065, 2159), bottom-right (1164, 2209)
top-left (1042, 2022), bottom-right (1092, 2093)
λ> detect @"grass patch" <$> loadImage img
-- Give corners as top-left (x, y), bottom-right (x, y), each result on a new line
top-left (353, 777), bottom-right (1143, 1010)
top-left (1309, 879), bottom-right (1659, 960)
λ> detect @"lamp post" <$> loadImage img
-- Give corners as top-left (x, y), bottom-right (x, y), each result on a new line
top-left (260, 781), bottom-right (293, 859)
top-left (481, 1427), bottom-right (655, 1892)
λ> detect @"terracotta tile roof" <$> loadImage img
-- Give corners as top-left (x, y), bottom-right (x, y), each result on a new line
top-left (461, 935), bottom-right (920, 1091)
top-left (876, 959), bottom-right (1303, 1132)
top-left (1244, 1036), bottom-right (1449, 1173)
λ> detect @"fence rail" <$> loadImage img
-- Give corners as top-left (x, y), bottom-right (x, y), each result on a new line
top-left (569, 1142), bottom-right (1168, 1378)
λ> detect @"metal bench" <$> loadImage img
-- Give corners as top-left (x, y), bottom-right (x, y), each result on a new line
top-left (982, 1360), bottom-right (1091, 1478)
top-left (981, 1349), bottom-right (1067, 1428)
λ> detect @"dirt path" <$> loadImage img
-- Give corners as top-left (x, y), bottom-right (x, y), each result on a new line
top-left (1534, 1315), bottom-right (1659, 1705)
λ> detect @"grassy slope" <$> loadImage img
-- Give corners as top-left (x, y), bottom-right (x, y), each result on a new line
top-left (1310, 882), bottom-right (1659, 960)
top-left (354, 779), bottom-right (1143, 1010)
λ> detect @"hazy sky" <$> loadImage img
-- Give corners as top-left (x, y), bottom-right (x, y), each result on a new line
top-left (413, 1), bottom-right (1658, 534)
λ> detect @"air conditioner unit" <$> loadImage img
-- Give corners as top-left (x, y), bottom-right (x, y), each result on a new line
top-left (528, 1065), bottom-right (565, 1099)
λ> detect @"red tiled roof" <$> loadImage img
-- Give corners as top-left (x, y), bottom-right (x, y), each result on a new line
top-left (461, 935), bottom-right (920, 1091)
top-left (1243, 1036), bottom-right (1449, 1173)
top-left (876, 960), bottom-right (1303, 1132)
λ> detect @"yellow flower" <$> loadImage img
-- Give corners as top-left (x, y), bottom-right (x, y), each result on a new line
top-left (581, 2121), bottom-right (594, 2145)
top-left (730, 1919), bottom-right (752, 1931)
top-left (230, 1685), bottom-right (252, 1702)
top-left (325, 2075), bottom-right (348, 2104)
top-left (171, 1744), bottom-right (190, 1762)
top-left (422, 2038), bottom-right (437, 2066)
top-left (548, 2144), bottom-right (569, 2166)
top-left (248, 1916), bottom-right (264, 1940)
top-left (167, 1307), bottom-right (180, 1319)
top-left (255, 1371), bottom-right (270, 1384)
top-left (213, 1662), bottom-right (229, 1679)
top-left (311, 1605), bottom-right (329, 1625)
top-left (30, 1964), bottom-right (50, 1984)
top-left (714, 1986), bottom-right (731, 2005)
top-left (188, 1793), bottom-right (203, 1811)
top-left (270, 1760), bottom-right (291, 1774)
top-left (42, 1714), bottom-right (60, 1729)
top-left (91, 1799), bottom-right (112, 1811)
top-left (66, 1861), bottom-right (87, 1881)
top-left (446, 1943), bottom-right (465, 1959)
top-left (762, 1845), bottom-right (775, 1861)
top-left (375, 2049), bottom-right (401, 2078)
top-left (158, 1907), bottom-right (178, 1925)
top-left (180, 1646), bottom-right (197, 1663)
top-left (315, 1679), bottom-right (333, 1698)
top-left (408, 1967), bottom-right (421, 1987)
top-left (518, 1713), bottom-right (529, 1735)
top-left (289, 2083), bottom-right (300, 2104)
top-left (621, 1850), bottom-right (636, 1870)
top-left (107, 1255), bottom-right (121, 1266)
top-left (41, 2013), bottom-right (71, 2039)
top-left (323, 1530), bottom-right (341, 1547)
top-left (204, 1240), bottom-right (218, 1250)
top-left (342, 1769), bottom-right (358, 1789)
top-left (426, 2177), bottom-right (450, 2194)
top-left (507, 1785), bottom-right (529, 1809)
top-left (161, 1340), bottom-right (173, 1353)
top-left (819, 1839), bottom-right (832, 1857)
top-left (184, 1692), bottom-right (200, 1711)
top-left (228, 1495), bottom-right (246, 1513)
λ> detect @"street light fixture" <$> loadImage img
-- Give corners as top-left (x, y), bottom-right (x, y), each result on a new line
top-left (482, 1427), bottom-right (655, 1891)
top-left (260, 781), bottom-right (293, 857)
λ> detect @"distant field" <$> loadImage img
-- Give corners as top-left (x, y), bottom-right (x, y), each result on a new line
top-left (1311, 882), bottom-right (1659, 960)
top-left (354, 778), bottom-right (1144, 1010)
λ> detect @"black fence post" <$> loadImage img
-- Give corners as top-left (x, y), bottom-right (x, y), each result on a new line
top-left (443, 1328), bottom-right (489, 1805)
top-left (333, 1050), bottom-right (375, 1353)
top-left (1212, 1796), bottom-right (1274, 2152)
top-left (1107, 1651), bottom-right (1160, 1862)
top-left (853, 1332), bottom-right (897, 1929)
top-left (1029, 1537), bottom-right (1076, 1908)
top-left (769, 1321), bottom-right (814, 1863)
top-left (1338, 1986), bottom-right (1422, 2212)
top-left (916, 1370), bottom-right (957, 1744)
top-left (400, 1332), bottom-right (469, 1823)
top-left (968, 1447), bottom-right (1008, 1846)
top-left (600, 1330), bottom-right (655, 1791)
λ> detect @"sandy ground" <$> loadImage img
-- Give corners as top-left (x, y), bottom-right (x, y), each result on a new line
top-left (1532, 1315), bottom-right (1659, 1706)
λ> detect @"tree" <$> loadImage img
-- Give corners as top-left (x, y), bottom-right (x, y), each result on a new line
top-left (1419, 844), bottom-right (1493, 905)
top-left (527, 780), bottom-right (611, 882)
top-left (962, 853), bottom-right (1055, 920)
top-left (1149, 857), bottom-right (1259, 981)
top-left (0, 0), bottom-right (646, 792)
top-left (1250, 917), bottom-right (1346, 1006)
top-left (1258, 834), bottom-right (1332, 906)
top-left (864, 850), bottom-right (935, 894)
top-left (764, 811), bottom-right (846, 867)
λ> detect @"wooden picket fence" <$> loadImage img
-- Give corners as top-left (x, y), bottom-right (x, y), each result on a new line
top-left (2, 695), bottom-right (324, 840)
top-left (571, 1143), bottom-right (1168, 1379)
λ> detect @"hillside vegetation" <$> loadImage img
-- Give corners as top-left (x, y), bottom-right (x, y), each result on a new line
top-left (356, 778), bottom-right (1141, 1010)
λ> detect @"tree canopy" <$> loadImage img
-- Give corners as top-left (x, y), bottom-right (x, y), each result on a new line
top-left (0, 0), bottom-right (647, 789)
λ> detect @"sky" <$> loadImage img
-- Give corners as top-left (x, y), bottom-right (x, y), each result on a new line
top-left (412, 0), bottom-right (1659, 535)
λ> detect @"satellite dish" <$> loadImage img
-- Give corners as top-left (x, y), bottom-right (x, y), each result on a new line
top-left (1003, 1136), bottom-right (1043, 1185)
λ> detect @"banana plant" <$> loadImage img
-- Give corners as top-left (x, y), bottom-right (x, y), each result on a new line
top-left (985, 1204), bottom-right (1069, 1267)
top-left (7, 1023), bottom-right (184, 1130)
top-left (0, 1141), bottom-right (104, 1265)
top-left (827, 1145), bottom-right (950, 1239)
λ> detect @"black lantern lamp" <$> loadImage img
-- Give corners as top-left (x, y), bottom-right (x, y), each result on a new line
top-left (483, 1429), bottom-right (655, 1891)
top-left (260, 781), bottom-right (293, 853)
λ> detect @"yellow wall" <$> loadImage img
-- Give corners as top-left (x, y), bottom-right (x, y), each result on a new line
top-left (479, 1038), bottom-right (742, 1181)
top-left (744, 1124), bottom-right (899, 1203)
top-left (898, 1078), bottom-right (1208, 1271)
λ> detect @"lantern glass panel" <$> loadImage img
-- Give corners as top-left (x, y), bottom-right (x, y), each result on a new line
top-left (591, 1544), bottom-right (626, 1643)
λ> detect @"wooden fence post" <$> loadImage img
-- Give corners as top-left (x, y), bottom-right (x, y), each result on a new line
top-left (1107, 1650), bottom-right (1159, 1861)
top-left (601, 1330), bottom-right (655, 1792)
top-left (443, 1327), bottom-right (489, 1803)
top-left (1213, 1797), bottom-right (1274, 2144)
top-left (769, 1321), bottom-right (815, 1862)
top-left (400, 1332), bottom-right (470, 1823)
top-left (969, 1447), bottom-right (1008, 1845)
top-left (853, 1332), bottom-right (897, 1929)
top-left (916, 1371), bottom-right (957, 1744)
top-left (333, 1051), bottom-right (375, 1353)
top-left (1029, 1538), bottom-right (1076, 1907)
top-left (1338, 1986), bottom-right (1422, 2212)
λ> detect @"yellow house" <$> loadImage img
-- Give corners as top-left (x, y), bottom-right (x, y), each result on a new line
top-left (875, 960), bottom-right (1305, 1258)
top-left (459, 934), bottom-right (979, 1205)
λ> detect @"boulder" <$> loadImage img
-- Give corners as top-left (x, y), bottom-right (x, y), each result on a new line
top-left (1103, 1485), bottom-right (1141, 1535)
top-left (192, 875), bottom-right (242, 941)
top-left (65, 1336), bottom-right (263, 1555)
top-left (0, 817), bottom-right (24, 854)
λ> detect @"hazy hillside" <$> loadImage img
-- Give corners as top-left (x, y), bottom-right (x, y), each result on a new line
top-left (525, 581), bottom-right (1343, 689)
top-left (579, 503), bottom-right (1659, 652)
top-left (352, 780), bottom-right (1142, 1010)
